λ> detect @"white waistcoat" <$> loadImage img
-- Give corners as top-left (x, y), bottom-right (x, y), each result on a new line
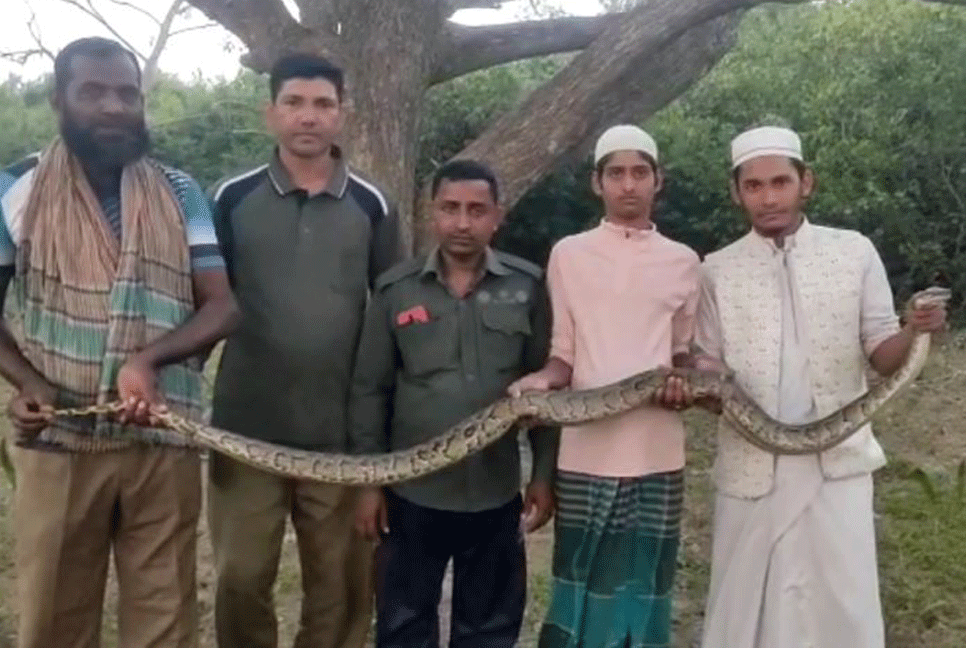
top-left (704, 225), bottom-right (887, 499)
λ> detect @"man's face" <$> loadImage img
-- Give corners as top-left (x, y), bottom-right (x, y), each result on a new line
top-left (431, 179), bottom-right (502, 260)
top-left (266, 77), bottom-right (344, 159)
top-left (55, 53), bottom-right (149, 168)
top-left (732, 155), bottom-right (814, 238)
top-left (592, 150), bottom-right (662, 221)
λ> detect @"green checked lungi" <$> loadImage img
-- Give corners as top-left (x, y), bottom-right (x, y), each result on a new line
top-left (539, 469), bottom-right (685, 648)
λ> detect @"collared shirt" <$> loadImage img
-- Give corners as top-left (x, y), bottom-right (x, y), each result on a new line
top-left (695, 219), bottom-right (900, 425)
top-left (547, 219), bottom-right (701, 477)
top-left (349, 247), bottom-right (558, 513)
top-left (209, 147), bottom-right (402, 450)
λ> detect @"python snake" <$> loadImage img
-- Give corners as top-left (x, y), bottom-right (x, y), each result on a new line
top-left (47, 287), bottom-right (951, 486)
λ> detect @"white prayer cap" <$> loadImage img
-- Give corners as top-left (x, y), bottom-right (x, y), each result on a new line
top-left (730, 126), bottom-right (803, 169)
top-left (594, 125), bottom-right (659, 164)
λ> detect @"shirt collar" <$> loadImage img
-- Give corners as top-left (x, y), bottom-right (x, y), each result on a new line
top-left (420, 246), bottom-right (510, 280)
top-left (750, 215), bottom-right (813, 254)
top-left (268, 144), bottom-right (349, 198)
top-left (597, 217), bottom-right (656, 242)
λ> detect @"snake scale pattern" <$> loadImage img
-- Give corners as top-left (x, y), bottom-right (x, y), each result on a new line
top-left (50, 288), bottom-right (951, 485)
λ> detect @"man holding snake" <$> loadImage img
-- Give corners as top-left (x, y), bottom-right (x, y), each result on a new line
top-left (509, 124), bottom-right (702, 648)
top-left (693, 124), bottom-right (947, 648)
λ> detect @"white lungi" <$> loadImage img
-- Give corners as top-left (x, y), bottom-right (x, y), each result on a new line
top-left (700, 455), bottom-right (885, 648)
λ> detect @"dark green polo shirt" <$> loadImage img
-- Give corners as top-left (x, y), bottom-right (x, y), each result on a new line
top-left (209, 149), bottom-right (401, 450)
top-left (350, 248), bottom-right (559, 512)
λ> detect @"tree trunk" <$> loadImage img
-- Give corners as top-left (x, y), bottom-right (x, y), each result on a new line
top-left (435, 0), bottom-right (748, 211)
top-left (332, 1), bottom-right (447, 254)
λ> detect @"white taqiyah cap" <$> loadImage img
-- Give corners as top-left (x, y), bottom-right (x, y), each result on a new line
top-left (594, 125), bottom-right (658, 164)
top-left (730, 126), bottom-right (803, 169)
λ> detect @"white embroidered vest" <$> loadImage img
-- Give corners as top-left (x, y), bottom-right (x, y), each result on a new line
top-left (704, 225), bottom-right (887, 498)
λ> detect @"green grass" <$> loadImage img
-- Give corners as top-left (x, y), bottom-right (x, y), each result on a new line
top-left (877, 462), bottom-right (966, 645)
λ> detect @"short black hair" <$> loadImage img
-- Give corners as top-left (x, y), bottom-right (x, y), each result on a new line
top-left (732, 157), bottom-right (808, 184)
top-left (270, 53), bottom-right (344, 102)
top-left (54, 37), bottom-right (141, 94)
top-left (595, 150), bottom-right (658, 178)
top-left (431, 159), bottom-right (500, 204)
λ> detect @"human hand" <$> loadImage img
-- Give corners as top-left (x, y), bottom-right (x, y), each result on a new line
top-left (116, 354), bottom-right (166, 426)
top-left (354, 487), bottom-right (389, 542)
top-left (522, 481), bottom-right (554, 532)
top-left (507, 371), bottom-right (554, 398)
top-left (7, 381), bottom-right (56, 445)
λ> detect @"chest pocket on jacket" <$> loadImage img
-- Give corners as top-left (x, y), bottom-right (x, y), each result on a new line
top-left (396, 308), bottom-right (458, 378)
top-left (480, 304), bottom-right (531, 371)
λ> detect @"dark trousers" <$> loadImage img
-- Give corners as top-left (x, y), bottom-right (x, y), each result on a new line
top-left (375, 490), bottom-right (527, 648)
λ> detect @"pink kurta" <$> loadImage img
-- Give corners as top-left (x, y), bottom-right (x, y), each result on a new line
top-left (548, 220), bottom-right (700, 477)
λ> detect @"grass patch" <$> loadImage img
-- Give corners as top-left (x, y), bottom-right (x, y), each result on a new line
top-left (878, 462), bottom-right (966, 647)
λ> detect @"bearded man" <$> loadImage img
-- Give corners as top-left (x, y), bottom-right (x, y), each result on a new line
top-left (0, 37), bottom-right (238, 648)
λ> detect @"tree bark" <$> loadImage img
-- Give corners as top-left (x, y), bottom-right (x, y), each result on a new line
top-left (187, 0), bottom-right (329, 70)
top-left (328, 1), bottom-right (450, 254)
top-left (433, 14), bottom-right (625, 83)
top-left (419, 3), bottom-right (749, 220)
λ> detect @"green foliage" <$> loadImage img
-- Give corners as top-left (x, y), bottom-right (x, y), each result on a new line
top-left (0, 77), bottom-right (56, 164)
top-left (647, 0), bottom-right (966, 315)
top-left (148, 71), bottom-right (272, 187)
top-left (906, 458), bottom-right (966, 505)
top-left (878, 459), bottom-right (966, 639)
top-left (425, 0), bottom-right (966, 321)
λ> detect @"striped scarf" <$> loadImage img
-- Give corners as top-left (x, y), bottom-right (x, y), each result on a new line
top-left (12, 139), bottom-right (203, 450)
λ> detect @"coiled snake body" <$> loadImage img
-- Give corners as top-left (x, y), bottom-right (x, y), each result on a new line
top-left (52, 288), bottom-right (951, 485)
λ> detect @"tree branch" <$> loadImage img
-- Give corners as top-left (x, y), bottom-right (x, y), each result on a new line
top-left (421, 0), bottom-right (760, 217)
top-left (59, 0), bottom-right (147, 59)
top-left (445, 0), bottom-right (504, 13)
top-left (185, 0), bottom-right (330, 71)
top-left (104, 0), bottom-right (162, 26)
top-left (0, 49), bottom-right (52, 66)
top-left (141, 0), bottom-right (185, 90)
top-left (434, 13), bottom-right (625, 84)
top-left (2, 3), bottom-right (56, 65)
top-left (168, 22), bottom-right (218, 36)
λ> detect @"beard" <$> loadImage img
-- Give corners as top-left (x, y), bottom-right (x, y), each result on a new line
top-left (61, 113), bottom-right (151, 170)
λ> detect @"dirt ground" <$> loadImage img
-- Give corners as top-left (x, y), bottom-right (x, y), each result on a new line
top-left (1, 338), bottom-right (966, 647)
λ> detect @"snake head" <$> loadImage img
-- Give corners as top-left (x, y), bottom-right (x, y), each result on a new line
top-left (911, 286), bottom-right (952, 309)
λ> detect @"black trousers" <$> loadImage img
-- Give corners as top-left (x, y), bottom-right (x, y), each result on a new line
top-left (375, 490), bottom-right (526, 648)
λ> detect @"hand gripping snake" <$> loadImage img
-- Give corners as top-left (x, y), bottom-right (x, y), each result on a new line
top-left (48, 287), bottom-right (951, 485)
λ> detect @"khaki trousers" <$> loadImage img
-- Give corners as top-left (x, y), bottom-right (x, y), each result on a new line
top-left (13, 446), bottom-right (201, 648)
top-left (207, 453), bottom-right (375, 648)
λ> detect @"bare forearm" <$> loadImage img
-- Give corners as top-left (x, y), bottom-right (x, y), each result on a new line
top-left (869, 325), bottom-right (915, 376)
top-left (528, 425), bottom-right (559, 483)
top-left (0, 321), bottom-right (50, 392)
top-left (137, 295), bottom-right (239, 368)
